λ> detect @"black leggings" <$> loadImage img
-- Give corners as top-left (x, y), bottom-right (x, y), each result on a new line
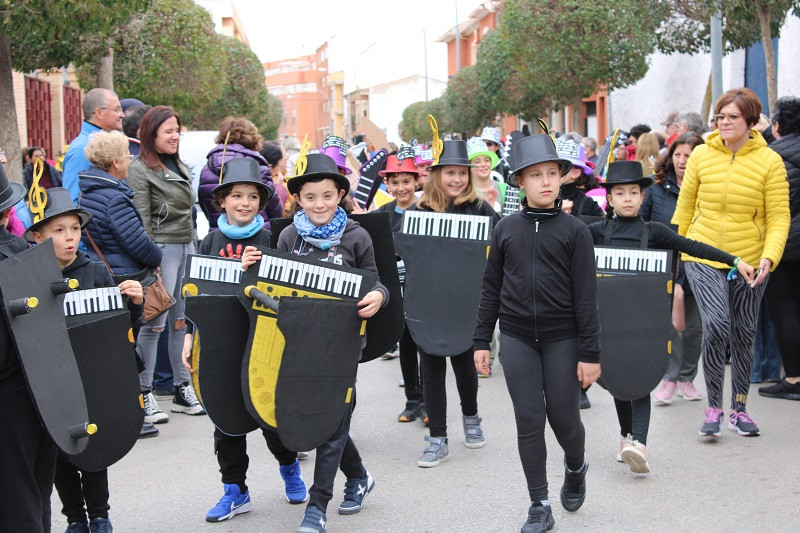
top-left (418, 348), bottom-right (478, 438)
top-left (53, 454), bottom-right (109, 523)
top-left (399, 324), bottom-right (423, 403)
top-left (214, 426), bottom-right (298, 491)
top-left (764, 260), bottom-right (800, 377)
top-left (613, 396), bottom-right (651, 445)
top-left (500, 335), bottom-right (585, 502)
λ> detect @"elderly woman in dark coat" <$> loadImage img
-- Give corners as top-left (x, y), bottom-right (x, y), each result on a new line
top-left (198, 117), bottom-right (280, 229)
top-left (641, 132), bottom-right (706, 406)
top-left (759, 95), bottom-right (800, 401)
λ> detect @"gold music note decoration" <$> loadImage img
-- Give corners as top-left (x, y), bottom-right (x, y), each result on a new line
top-left (536, 119), bottom-right (557, 149)
top-left (28, 158), bottom-right (47, 223)
top-left (291, 133), bottom-right (311, 178)
top-left (427, 115), bottom-right (443, 166)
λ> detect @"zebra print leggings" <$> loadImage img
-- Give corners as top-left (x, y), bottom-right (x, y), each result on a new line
top-left (685, 262), bottom-right (769, 411)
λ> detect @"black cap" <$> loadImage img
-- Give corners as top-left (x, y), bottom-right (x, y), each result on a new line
top-left (600, 161), bottom-right (653, 190)
top-left (429, 140), bottom-right (475, 169)
top-left (286, 153), bottom-right (350, 195)
top-left (211, 157), bottom-right (273, 200)
top-left (507, 135), bottom-right (572, 186)
top-left (0, 163), bottom-right (26, 212)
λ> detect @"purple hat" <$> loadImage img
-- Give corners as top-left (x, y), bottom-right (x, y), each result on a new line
top-left (413, 143), bottom-right (433, 166)
top-left (320, 136), bottom-right (351, 175)
top-left (555, 138), bottom-right (593, 175)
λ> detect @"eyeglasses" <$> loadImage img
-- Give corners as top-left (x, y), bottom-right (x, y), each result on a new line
top-left (99, 106), bottom-right (124, 115)
top-left (713, 113), bottom-right (743, 123)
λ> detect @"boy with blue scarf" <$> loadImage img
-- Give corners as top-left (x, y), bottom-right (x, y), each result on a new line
top-left (186, 158), bottom-right (310, 523)
top-left (242, 152), bottom-right (388, 533)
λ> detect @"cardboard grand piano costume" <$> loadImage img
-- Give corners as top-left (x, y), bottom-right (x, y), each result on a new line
top-left (393, 131), bottom-right (496, 357)
top-left (15, 188), bottom-right (142, 470)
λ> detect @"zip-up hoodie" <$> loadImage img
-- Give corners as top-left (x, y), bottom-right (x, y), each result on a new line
top-left (474, 200), bottom-right (601, 362)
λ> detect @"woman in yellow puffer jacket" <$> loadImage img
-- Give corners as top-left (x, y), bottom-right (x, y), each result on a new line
top-left (672, 88), bottom-right (790, 439)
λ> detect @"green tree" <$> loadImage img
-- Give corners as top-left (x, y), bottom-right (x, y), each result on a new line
top-left (442, 65), bottom-right (497, 136)
top-left (398, 97), bottom-right (448, 143)
top-left (102, 0), bottom-right (226, 125)
top-left (0, 0), bottom-right (150, 182)
top-left (187, 35), bottom-right (282, 139)
top-left (477, 0), bottom-right (667, 122)
top-left (657, 0), bottom-right (799, 111)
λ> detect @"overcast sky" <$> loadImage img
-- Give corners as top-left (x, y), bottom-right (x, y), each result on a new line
top-left (233, 0), bottom-right (483, 86)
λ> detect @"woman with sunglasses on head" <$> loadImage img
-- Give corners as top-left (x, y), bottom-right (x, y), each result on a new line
top-left (672, 88), bottom-right (790, 438)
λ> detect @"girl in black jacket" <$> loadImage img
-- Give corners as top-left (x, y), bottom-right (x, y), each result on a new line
top-left (474, 135), bottom-right (600, 533)
top-left (590, 162), bottom-right (754, 475)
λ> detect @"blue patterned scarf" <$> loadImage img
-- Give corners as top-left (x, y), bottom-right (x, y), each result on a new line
top-left (293, 207), bottom-right (347, 250)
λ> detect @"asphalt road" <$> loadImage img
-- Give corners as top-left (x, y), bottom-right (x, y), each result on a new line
top-left (52, 357), bottom-right (800, 532)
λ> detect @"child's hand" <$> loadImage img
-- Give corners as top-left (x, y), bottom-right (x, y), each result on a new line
top-left (357, 290), bottom-right (384, 318)
top-left (474, 350), bottom-right (491, 376)
top-left (118, 280), bottom-right (144, 305)
top-left (751, 258), bottom-right (771, 287)
top-left (577, 362), bottom-right (601, 387)
top-left (484, 187), bottom-right (499, 207)
top-left (181, 333), bottom-right (194, 374)
top-left (561, 198), bottom-right (574, 215)
top-left (736, 259), bottom-right (755, 284)
top-left (241, 246), bottom-right (261, 271)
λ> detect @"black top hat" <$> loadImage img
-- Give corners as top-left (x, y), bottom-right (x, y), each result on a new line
top-left (286, 153), bottom-right (350, 196)
top-left (429, 140), bottom-right (475, 169)
top-left (507, 135), bottom-right (573, 186)
top-left (0, 163), bottom-right (26, 213)
top-left (211, 158), bottom-right (273, 200)
top-left (23, 187), bottom-right (92, 242)
top-left (599, 161), bottom-right (652, 190)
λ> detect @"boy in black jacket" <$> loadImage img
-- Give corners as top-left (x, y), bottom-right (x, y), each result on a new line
top-left (0, 167), bottom-right (55, 533)
top-left (26, 188), bottom-right (143, 533)
top-left (474, 135), bottom-right (601, 533)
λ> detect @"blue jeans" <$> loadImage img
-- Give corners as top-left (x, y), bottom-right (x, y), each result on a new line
top-left (751, 300), bottom-right (782, 382)
top-left (137, 242), bottom-right (194, 390)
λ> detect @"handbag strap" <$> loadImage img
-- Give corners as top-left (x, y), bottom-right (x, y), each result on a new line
top-left (78, 193), bottom-right (114, 275)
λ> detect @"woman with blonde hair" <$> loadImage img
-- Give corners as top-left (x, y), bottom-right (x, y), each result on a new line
top-left (635, 132), bottom-right (660, 177)
top-left (199, 116), bottom-right (278, 229)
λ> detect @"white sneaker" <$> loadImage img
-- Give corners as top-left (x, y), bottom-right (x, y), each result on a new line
top-left (616, 434), bottom-right (632, 463)
top-left (143, 391), bottom-right (169, 424)
top-left (620, 440), bottom-right (650, 474)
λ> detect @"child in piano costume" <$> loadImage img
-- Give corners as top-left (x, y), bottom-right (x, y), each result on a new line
top-left (375, 152), bottom-right (428, 424)
top-left (588, 161), bottom-right (754, 474)
top-left (242, 152), bottom-right (388, 533)
top-left (25, 188), bottom-right (144, 533)
top-left (474, 135), bottom-right (600, 533)
top-left (408, 139), bottom-right (499, 468)
top-left (181, 157), bottom-right (311, 523)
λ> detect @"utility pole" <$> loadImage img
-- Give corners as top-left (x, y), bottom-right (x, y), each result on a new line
top-left (423, 28), bottom-right (429, 102)
top-left (710, 12), bottom-right (723, 105)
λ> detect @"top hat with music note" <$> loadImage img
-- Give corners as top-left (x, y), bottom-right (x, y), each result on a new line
top-left (23, 187), bottom-right (92, 242)
top-left (0, 162), bottom-right (25, 212)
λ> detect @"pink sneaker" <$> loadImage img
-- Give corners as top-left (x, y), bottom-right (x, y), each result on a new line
top-left (653, 380), bottom-right (676, 406)
top-left (620, 440), bottom-right (650, 474)
top-left (677, 381), bottom-right (702, 401)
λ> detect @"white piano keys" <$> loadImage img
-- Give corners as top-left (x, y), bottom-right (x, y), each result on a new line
top-left (594, 247), bottom-right (670, 273)
top-left (63, 287), bottom-right (125, 316)
top-left (402, 212), bottom-right (492, 241)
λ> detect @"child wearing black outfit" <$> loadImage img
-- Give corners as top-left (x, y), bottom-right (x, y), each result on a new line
top-left (375, 153), bottom-right (427, 423)
top-left (180, 159), bottom-right (308, 523)
top-left (25, 188), bottom-right (144, 533)
top-left (409, 140), bottom-right (500, 468)
top-left (589, 161), bottom-right (754, 474)
top-left (242, 152), bottom-right (387, 533)
top-left (474, 135), bottom-right (601, 533)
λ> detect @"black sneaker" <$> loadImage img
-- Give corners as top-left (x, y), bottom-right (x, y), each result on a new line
top-left (171, 382), bottom-right (206, 415)
top-left (521, 503), bottom-right (554, 533)
top-left (419, 403), bottom-right (429, 426)
top-left (560, 461), bottom-right (588, 512)
top-left (138, 421), bottom-right (159, 439)
top-left (337, 471), bottom-right (374, 515)
top-left (398, 401), bottom-right (419, 422)
top-left (297, 505), bottom-right (327, 533)
top-left (758, 379), bottom-right (800, 400)
top-left (89, 517), bottom-right (113, 533)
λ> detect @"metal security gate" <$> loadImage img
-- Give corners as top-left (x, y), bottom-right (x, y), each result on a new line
top-left (64, 85), bottom-right (82, 144)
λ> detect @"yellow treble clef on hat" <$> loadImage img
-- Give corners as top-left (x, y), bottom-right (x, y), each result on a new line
top-left (427, 114), bottom-right (443, 166)
top-left (28, 158), bottom-right (48, 223)
top-left (536, 119), bottom-right (557, 149)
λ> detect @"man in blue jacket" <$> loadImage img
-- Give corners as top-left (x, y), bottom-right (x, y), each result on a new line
top-left (62, 88), bottom-right (124, 203)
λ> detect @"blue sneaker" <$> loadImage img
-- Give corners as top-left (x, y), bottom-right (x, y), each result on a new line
top-left (205, 484), bottom-right (252, 522)
top-left (337, 471), bottom-right (375, 515)
top-left (297, 505), bottom-right (327, 533)
top-left (66, 523), bottom-right (89, 533)
top-left (279, 460), bottom-right (308, 504)
top-left (89, 517), bottom-right (113, 533)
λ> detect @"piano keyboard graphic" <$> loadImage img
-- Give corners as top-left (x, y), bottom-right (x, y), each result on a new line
top-left (257, 251), bottom-right (372, 299)
top-left (63, 287), bottom-right (125, 316)
top-left (503, 187), bottom-right (521, 217)
top-left (189, 255), bottom-right (243, 284)
top-left (594, 246), bottom-right (672, 274)
top-left (401, 212), bottom-right (493, 241)
top-left (353, 150), bottom-right (388, 209)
